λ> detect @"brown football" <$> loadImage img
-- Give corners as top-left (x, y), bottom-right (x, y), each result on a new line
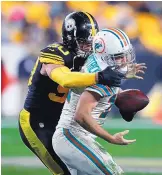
top-left (115, 89), bottom-right (149, 112)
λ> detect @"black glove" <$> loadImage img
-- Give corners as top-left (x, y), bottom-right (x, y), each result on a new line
top-left (98, 66), bottom-right (125, 87)
top-left (120, 110), bottom-right (137, 122)
top-left (72, 55), bottom-right (86, 71)
top-left (72, 52), bottom-right (91, 71)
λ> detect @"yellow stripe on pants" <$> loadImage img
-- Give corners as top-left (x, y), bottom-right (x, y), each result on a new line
top-left (19, 109), bottom-right (64, 175)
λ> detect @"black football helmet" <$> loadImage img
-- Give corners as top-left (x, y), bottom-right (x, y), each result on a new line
top-left (62, 11), bottom-right (99, 57)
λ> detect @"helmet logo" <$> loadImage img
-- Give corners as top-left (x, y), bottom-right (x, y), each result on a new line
top-left (94, 38), bottom-right (105, 53)
top-left (65, 18), bottom-right (76, 31)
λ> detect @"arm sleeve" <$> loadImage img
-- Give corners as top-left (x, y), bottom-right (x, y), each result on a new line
top-left (50, 66), bottom-right (96, 88)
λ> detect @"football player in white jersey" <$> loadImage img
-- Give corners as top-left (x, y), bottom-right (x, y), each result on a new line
top-left (52, 28), bottom-right (146, 175)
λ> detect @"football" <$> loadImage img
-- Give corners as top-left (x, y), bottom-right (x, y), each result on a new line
top-left (115, 89), bottom-right (149, 113)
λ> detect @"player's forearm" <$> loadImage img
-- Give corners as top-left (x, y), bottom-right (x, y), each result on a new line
top-left (50, 66), bottom-right (97, 88)
top-left (75, 113), bottom-right (114, 143)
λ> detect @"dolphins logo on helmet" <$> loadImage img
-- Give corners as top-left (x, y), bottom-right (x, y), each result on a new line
top-left (92, 28), bottom-right (136, 74)
top-left (94, 38), bottom-right (105, 53)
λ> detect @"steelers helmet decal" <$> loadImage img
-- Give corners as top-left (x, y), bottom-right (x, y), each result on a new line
top-left (65, 18), bottom-right (76, 32)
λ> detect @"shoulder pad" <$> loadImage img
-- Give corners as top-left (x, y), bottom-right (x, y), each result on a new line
top-left (39, 43), bottom-right (70, 65)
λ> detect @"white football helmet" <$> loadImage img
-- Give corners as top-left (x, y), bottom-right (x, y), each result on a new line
top-left (92, 28), bottom-right (136, 74)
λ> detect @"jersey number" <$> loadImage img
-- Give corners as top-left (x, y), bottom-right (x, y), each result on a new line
top-left (28, 43), bottom-right (69, 103)
top-left (48, 85), bottom-right (69, 103)
top-left (49, 44), bottom-right (69, 55)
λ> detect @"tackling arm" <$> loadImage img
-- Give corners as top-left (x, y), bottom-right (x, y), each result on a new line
top-left (45, 64), bottom-right (97, 88)
top-left (43, 64), bottom-right (124, 88)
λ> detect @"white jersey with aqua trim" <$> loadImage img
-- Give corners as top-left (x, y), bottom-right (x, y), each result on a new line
top-left (56, 53), bottom-right (119, 134)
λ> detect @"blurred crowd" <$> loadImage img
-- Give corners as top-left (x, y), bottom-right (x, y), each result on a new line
top-left (1, 1), bottom-right (162, 55)
top-left (1, 1), bottom-right (162, 122)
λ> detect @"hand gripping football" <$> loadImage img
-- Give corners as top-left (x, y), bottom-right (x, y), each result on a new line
top-left (115, 89), bottom-right (149, 113)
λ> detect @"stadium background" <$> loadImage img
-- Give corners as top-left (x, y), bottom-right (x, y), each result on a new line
top-left (1, 1), bottom-right (162, 175)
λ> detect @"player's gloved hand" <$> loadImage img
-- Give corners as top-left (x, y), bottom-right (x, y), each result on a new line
top-left (119, 110), bottom-right (137, 122)
top-left (111, 130), bottom-right (136, 145)
top-left (98, 66), bottom-right (125, 87)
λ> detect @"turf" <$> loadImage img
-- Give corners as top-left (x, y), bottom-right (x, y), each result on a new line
top-left (1, 166), bottom-right (50, 175)
top-left (2, 166), bottom-right (162, 175)
top-left (2, 128), bottom-right (34, 156)
top-left (2, 128), bottom-right (162, 157)
top-left (96, 128), bottom-right (162, 157)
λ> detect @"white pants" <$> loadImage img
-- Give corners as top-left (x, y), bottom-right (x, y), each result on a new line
top-left (52, 128), bottom-right (123, 175)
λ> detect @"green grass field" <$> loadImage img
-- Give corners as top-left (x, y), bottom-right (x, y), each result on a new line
top-left (2, 127), bottom-right (162, 175)
top-left (2, 166), bottom-right (161, 175)
top-left (2, 127), bottom-right (162, 157)
top-left (97, 128), bottom-right (162, 157)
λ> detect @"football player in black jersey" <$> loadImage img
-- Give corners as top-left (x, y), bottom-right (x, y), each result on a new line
top-left (19, 11), bottom-right (125, 175)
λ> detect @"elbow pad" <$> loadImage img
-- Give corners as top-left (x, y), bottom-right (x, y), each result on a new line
top-left (50, 66), bottom-right (96, 88)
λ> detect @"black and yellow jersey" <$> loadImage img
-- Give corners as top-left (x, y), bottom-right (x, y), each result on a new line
top-left (24, 43), bottom-right (78, 124)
